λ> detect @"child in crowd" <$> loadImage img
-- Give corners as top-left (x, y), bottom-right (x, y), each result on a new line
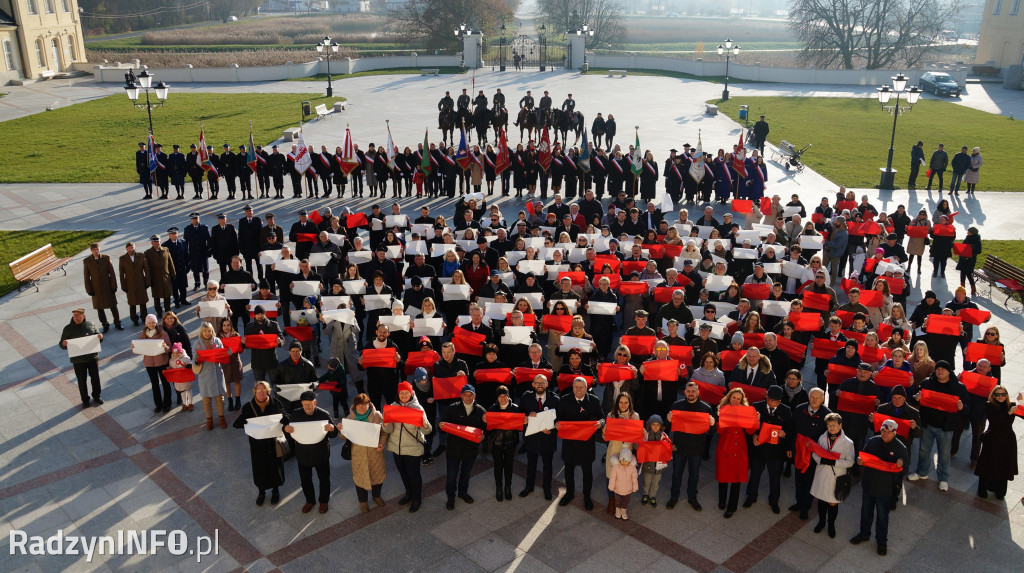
top-left (640, 414), bottom-right (668, 507)
top-left (169, 342), bottom-right (194, 412)
top-left (608, 448), bottom-right (639, 520)
top-left (319, 357), bottom-right (349, 418)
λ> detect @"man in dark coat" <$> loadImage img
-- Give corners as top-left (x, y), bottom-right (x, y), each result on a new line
top-left (556, 376), bottom-right (605, 510)
top-left (440, 384), bottom-right (487, 510)
top-left (926, 143), bottom-right (948, 191)
top-left (519, 373), bottom-right (559, 500)
top-left (83, 243), bottom-right (121, 332)
top-left (145, 234), bottom-right (176, 317)
top-left (289, 209), bottom-right (319, 261)
top-left (268, 145), bottom-right (286, 198)
top-left (169, 144), bottom-right (187, 199)
top-left (283, 390), bottom-right (338, 514)
top-left (849, 420), bottom-right (909, 556)
top-left (790, 387), bottom-right (830, 519)
top-left (210, 214), bottom-right (240, 277)
top-left (753, 115), bottom-right (770, 154)
top-left (205, 146), bottom-right (221, 198)
top-left (254, 145), bottom-right (270, 198)
top-left (221, 256), bottom-right (256, 331)
top-left (136, 141), bottom-right (153, 199)
top-left (163, 227), bottom-right (189, 308)
top-left (220, 144), bottom-right (237, 199)
top-left (908, 141), bottom-right (925, 188)
top-left (836, 363), bottom-right (880, 459)
top-left (745, 386), bottom-right (793, 513)
top-left (237, 205), bottom-right (264, 281)
top-left (183, 213), bottom-right (211, 290)
top-left (154, 143), bottom-right (170, 199)
top-left (236, 145), bottom-right (254, 200)
top-left (666, 382), bottom-right (715, 510)
top-left (60, 308), bottom-right (105, 408)
top-left (871, 385), bottom-right (922, 451)
top-left (361, 245), bottom-right (402, 294)
top-left (185, 144), bottom-right (205, 199)
top-left (432, 342), bottom-right (469, 456)
top-left (244, 305), bottom-right (283, 384)
top-left (908, 361), bottom-right (967, 489)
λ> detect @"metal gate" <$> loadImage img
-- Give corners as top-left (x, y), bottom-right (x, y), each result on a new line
top-left (509, 34), bottom-right (567, 71)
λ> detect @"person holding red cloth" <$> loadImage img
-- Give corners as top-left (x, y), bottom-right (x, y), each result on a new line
top-left (849, 419), bottom-right (909, 556)
top-left (907, 360), bottom-right (967, 492)
top-left (716, 388), bottom-right (758, 518)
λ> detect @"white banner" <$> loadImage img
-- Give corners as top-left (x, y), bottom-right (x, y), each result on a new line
top-left (307, 252), bottom-right (333, 267)
top-left (525, 409), bottom-right (557, 436)
top-left (292, 281), bottom-right (321, 297)
top-left (704, 274), bottom-right (733, 292)
top-left (559, 336), bottom-right (595, 352)
top-left (413, 317), bottom-right (444, 337)
top-left (501, 326), bottom-right (534, 345)
top-left (323, 309), bottom-right (356, 324)
top-left (338, 418), bottom-right (382, 448)
top-left (223, 283), bottom-right (252, 300)
top-left (760, 300), bottom-right (792, 318)
top-left (587, 301), bottom-right (617, 315)
top-left (275, 383), bottom-right (312, 402)
top-left (379, 315), bottom-right (411, 332)
top-left (342, 280), bottom-right (366, 295)
top-left (431, 243), bottom-right (457, 257)
top-left (347, 250), bottom-right (372, 265)
top-left (259, 250), bottom-right (282, 265)
top-left (243, 414), bottom-right (285, 440)
top-left (442, 283), bottom-right (471, 301)
top-left (385, 214), bottom-right (409, 228)
top-left (321, 295), bottom-right (352, 310)
top-left (199, 300), bottom-right (229, 318)
top-left (274, 259), bottom-right (300, 274)
top-left (130, 339), bottom-right (166, 357)
top-left (799, 235), bottom-right (823, 250)
top-left (289, 420), bottom-right (329, 444)
top-left (363, 294), bottom-right (392, 311)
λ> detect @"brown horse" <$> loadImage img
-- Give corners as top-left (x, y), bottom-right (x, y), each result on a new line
top-left (517, 108), bottom-right (537, 143)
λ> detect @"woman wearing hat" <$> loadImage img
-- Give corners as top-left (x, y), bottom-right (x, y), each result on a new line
top-left (384, 381), bottom-right (431, 512)
top-left (964, 147), bottom-right (982, 195)
top-left (135, 313), bottom-right (172, 413)
top-left (341, 393), bottom-right (388, 513)
top-left (233, 381), bottom-right (287, 506)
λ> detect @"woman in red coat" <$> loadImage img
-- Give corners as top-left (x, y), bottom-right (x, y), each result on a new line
top-left (462, 251), bottom-right (491, 300)
top-left (716, 388), bottom-right (757, 518)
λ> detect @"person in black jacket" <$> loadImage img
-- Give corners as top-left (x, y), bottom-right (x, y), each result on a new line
top-left (744, 385), bottom-right (793, 513)
top-left (789, 387), bottom-right (831, 519)
top-left (849, 421), bottom-right (909, 556)
top-left (210, 214), bottom-right (239, 277)
top-left (233, 381), bottom-right (287, 506)
top-left (243, 306), bottom-right (283, 383)
top-left (835, 363), bottom-right (880, 461)
top-left (556, 377), bottom-right (605, 510)
top-left (519, 374), bottom-right (559, 499)
top-left (908, 141), bottom-right (925, 188)
top-left (666, 382), bottom-right (715, 510)
top-left (488, 386), bottom-right (520, 501)
top-left (237, 206), bottom-right (263, 280)
top-left (440, 384), bottom-right (487, 509)
top-left (432, 342), bottom-right (469, 456)
top-left (907, 360), bottom-right (967, 490)
top-left (283, 390), bottom-right (338, 514)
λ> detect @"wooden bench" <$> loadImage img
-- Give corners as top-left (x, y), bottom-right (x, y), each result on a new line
top-left (420, 68), bottom-right (439, 75)
top-left (39, 70), bottom-right (56, 80)
top-left (705, 104), bottom-right (719, 116)
top-left (282, 127), bottom-right (301, 141)
top-left (608, 69), bottom-right (627, 77)
top-left (974, 255), bottom-right (1024, 307)
top-left (314, 103), bottom-right (333, 119)
top-left (9, 243), bottom-right (72, 292)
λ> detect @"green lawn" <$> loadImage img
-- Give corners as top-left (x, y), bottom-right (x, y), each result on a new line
top-left (977, 240), bottom-right (1024, 269)
top-left (0, 230), bottom-right (115, 297)
top-left (713, 97), bottom-right (1022, 191)
top-left (0, 93), bottom-right (338, 183)
top-left (291, 67), bottom-right (467, 81)
top-left (586, 67), bottom-right (751, 84)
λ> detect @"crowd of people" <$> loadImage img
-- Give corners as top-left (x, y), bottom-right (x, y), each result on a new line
top-left (64, 176), bottom-right (1014, 556)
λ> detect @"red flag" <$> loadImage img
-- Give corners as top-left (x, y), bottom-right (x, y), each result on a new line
top-left (719, 405), bottom-right (759, 429)
top-left (487, 411), bottom-right (526, 431)
top-left (537, 127), bottom-right (552, 170)
top-left (604, 418), bottom-right (645, 442)
top-left (826, 364), bottom-right (858, 386)
top-left (558, 271), bottom-right (587, 286)
top-left (718, 349), bottom-right (745, 371)
top-left (952, 243), bottom-right (973, 258)
top-left (961, 371), bottom-right (998, 397)
top-left (837, 392), bottom-right (877, 415)
top-left (220, 335), bottom-right (242, 354)
top-left (296, 233), bottom-right (317, 243)
top-left (932, 224), bottom-right (956, 237)
top-left (811, 213), bottom-right (824, 224)
top-left (776, 337), bottom-right (808, 362)
top-left (742, 332), bottom-right (765, 349)
top-left (433, 375), bottom-right (468, 400)
top-left (760, 197), bottom-right (772, 214)
top-left (757, 423), bottom-right (782, 445)
top-left (802, 291), bottom-right (831, 312)
top-left (618, 281), bottom-right (649, 295)
top-left (668, 345), bottom-right (694, 364)
top-left (244, 333), bottom-right (279, 349)
top-left (636, 439), bottom-right (673, 463)
top-left (285, 326), bottom-right (314, 342)
top-left (795, 433), bottom-right (841, 472)
top-left (196, 348), bottom-right (230, 364)
top-left (453, 327), bottom-right (487, 355)
top-left (905, 225), bottom-right (930, 238)
top-left (653, 287), bottom-right (679, 303)
top-left (441, 423), bottom-right (484, 443)
top-left (859, 345), bottom-right (890, 364)
top-left (841, 329), bottom-right (867, 344)
top-left (404, 350), bottom-right (440, 375)
top-left (873, 366), bottom-right (913, 388)
top-left (859, 451), bottom-right (903, 473)
top-left (474, 369), bottom-right (513, 385)
top-left (494, 128), bottom-right (511, 175)
top-left (643, 359), bottom-right (680, 381)
top-left (249, 305), bottom-right (278, 319)
top-left (383, 405), bottom-right (424, 426)
top-left (958, 308), bottom-right (991, 325)
top-left (965, 342), bottom-right (1003, 364)
top-left (836, 200), bottom-right (856, 212)
top-left (308, 209), bottom-right (323, 225)
top-left (732, 133), bottom-right (747, 177)
top-left (671, 411), bottom-right (711, 434)
top-left (835, 310), bottom-right (856, 328)
top-left (345, 212), bottom-right (369, 228)
top-left (695, 381), bottom-right (727, 404)
top-left (790, 312), bottom-right (821, 332)
top-left (163, 367), bottom-right (195, 384)
top-left (872, 415), bottom-right (911, 439)
top-left (729, 382), bottom-right (766, 403)
top-left (598, 363), bottom-right (636, 384)
top-left (839, 278), bottom-right (859, 293)
top-left (505, 312), bottom-right (537, 327)
top-left (620, 335), bottom-right (657, 356)
top-left (811, 338), bottom-right (845, 359)
top-left (925, 315), bottom-right (961, 336)
top-left (361, 348), bottom-right (398, 368)
top-left (558, 420), bottom-right (599, 441)
top-left (514, 367), bottom-right (553, 384)
top-left (858, 290), bottom-right (883, 307)
top-left (592, 273), bottom-right (621, 290)
top-left (557, 373), bottom-right (593, 392)
top-left (541, 314), bottom-right (572, 333)
top-left (594, 256), bottom-right (621, 275)
top-left (920, 389), bottom-right (960, 413)
top-left (741, 283), bottom-right (771, 300)
top-left (731, 199), bottom-right (753, 213)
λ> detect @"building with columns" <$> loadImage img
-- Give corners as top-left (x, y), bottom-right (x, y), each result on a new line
top-left (0, 0), bottom-right (86, 84)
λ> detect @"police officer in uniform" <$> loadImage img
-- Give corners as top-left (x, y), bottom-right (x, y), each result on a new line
top-left (206, 146), bottom-right (221, 199)
top-left (474, 90), bottom-right (488, 109)
top-left (169, 144), bottom-right (187, 200)
top-left (457, 89), bottom-right (471, 113)
top-left (163, 227), bottom-right (190, 307)
top-left (238, 205), bottom-right (264, 280)
top-left (254, 145), bottom-right (270, 198)
top-left (211, 213), bottom-right (240, 277)
top-left (268, 145), bottom-right (286, 198)
top-left (136, 142), bottom-right (153, 199)
top-left (183, 213), bottom-right (211, 290)
top-left (219, 144), bottom-right (236, 199)
top-left (185, 144), bottom-right (205, 199)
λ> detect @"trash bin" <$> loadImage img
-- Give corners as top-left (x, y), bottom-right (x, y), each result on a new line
top-left (738, 105), bottom-right (748, 121)
top-left (302, 101), bottom-right (311, 117)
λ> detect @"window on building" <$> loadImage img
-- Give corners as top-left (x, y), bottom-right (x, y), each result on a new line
top-left (1012, 0), bottom-right (1021, 15)
top-left (27, 0), bottom-right (38, 15)
top-left (45, 0), bottom-right (55, 13)
top-left (3, 41), bottom-right (14, 70)
top-left (994, 0), bottom-right (1003, 14)
top-left (67, 36), bottom-right (75, 61)
top-left (35, 39), bottom-right (45, 67)
top-left (61, 0), bottom-right (70, 12)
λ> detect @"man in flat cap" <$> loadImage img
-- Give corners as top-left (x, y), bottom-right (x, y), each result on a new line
top-left (162, 227), bottom-right (189, 307)
top-left (145, 233), bottom-right (176, 316)
top-left (169, 144), bottom-right (187, 200)
top-left (210, 213), bottom-right (240, 277)
top-left (60, 308), bottom-right (104, 408)
top-left (183, 212), bottom-right (211, 291)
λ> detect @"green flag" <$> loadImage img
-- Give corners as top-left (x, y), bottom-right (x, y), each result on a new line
top-left (631, 130), bottom-right (642, 176)
top-left (420, 129), bottom-right (431, 175)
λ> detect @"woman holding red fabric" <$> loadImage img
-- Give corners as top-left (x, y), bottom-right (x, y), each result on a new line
top-left (716, 388), bottom-right (757, 518)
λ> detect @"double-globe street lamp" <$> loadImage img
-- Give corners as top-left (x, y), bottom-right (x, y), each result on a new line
top-left (717, 39), bottom-right (740, 101)
top-left (315, 35), bottom-right (340, 97)
top-left (455, 23), bottom-right (475, 69)
top-left (876, 73), bottom-right (922, 189)
top-left (574, 24), bottom-right (595, 71)
top-left (124, 69), bottom-right (169, 136)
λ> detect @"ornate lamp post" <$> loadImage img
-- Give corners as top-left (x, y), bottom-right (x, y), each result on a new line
top-left (455, 23), bottom-right (473, 69)
top-left (315, 35), bottom-right (339, 97)
top-left (575, 24), bottom-right (595, 71)
top-left (539, 24), bottom-right (547, 72)
top-left (500, 23), bottom-right (506, 71)
top-left (876, 73), bottom-right (922, 189)
top-left (717, 39), bottom-right (740, 101)
top-left (124, 69), bottom-right (169, 135)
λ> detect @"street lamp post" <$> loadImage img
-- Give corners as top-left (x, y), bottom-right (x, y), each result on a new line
top-left (455, 23), bottom-right (473, 69)
top-left (717, 39), bottom-right (740, 101)
top-left (124, 69), bottom-right (169, 135)
top-left (315, 35), bottom-right (339, 97)
top-left (499, 23), bottom-right (506, 71)
top-left (539, 24), bottom-right (547, 72)
top-left (575, 24), bottom-right (595, 71)
top-left (876, 73), bottom-right (921, 189)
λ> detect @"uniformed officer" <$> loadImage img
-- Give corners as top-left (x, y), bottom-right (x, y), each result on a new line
top-left (210, 213), bottom-right (240, 277)
top-left (136, 142), bottom-right (153, 199)
top-left (562, 93), bottom-right (576, 114)
top-left (474, 90), bottom-right (488, 109)
top-left (515, 90), bottom-right (534, 126)
top-left (183, 212), bottom-right (211, 290)
top-left (438, 91), bottom-right (454, 129)
top-left (289, 209), bottom-right (319, 261)
top-left (538, 91), bottom-right (552, 124)
top-left (493, 88), bottom-right (505, 109)
top-left (154, 143), bottom-right (170, 199)
top-left (185, 144), bottom-right (205, 199)
top-left (162, 227), bottom-right (190, 307)
top-left (145, 234), bottom-right (176, 316)
top-left (238, 205), bottom-right (264, 280)
top-left (457, 89), bottom-right (471, 112)
top-left (254, 145), bottom-right (270, 198)
top-left (221, 143), bottom-right (237, 199)
top-left (236, 144), bottom-right (254, 200)
top-left (268, 145), bottom-right (286, 198)
top-left (169, 144), bottom-right (187, 200)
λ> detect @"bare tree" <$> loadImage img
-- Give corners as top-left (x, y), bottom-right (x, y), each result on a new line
top-left (386, 0), bottom-right (516, 51)
top-left (537, 0), bottom-right (627, 47)
top-left (788, 0), bottom-right (963, 70)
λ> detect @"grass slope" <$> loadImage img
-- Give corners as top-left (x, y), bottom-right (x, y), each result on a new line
top-left (713, 96), bottom-right (1022, 191)
top-left (0, 93), bottom-right (337, 184)
top-left (0, 230), bottom-right (115, 297)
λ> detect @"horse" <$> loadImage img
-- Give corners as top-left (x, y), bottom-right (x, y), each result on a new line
top-left (472, 105), bottom-right (491, 146)
top-left (516, 108), bottom-right (537, 143)
top-left (551, 109), bottom-right (584, 146)
top-left (491, 105), bottom-right (508, 143)
top-left (439, 109), bottom-right (456, 146)
top-left (456, 107), bottom-right (474, 135)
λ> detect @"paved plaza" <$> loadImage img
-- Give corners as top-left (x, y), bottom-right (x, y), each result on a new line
top-left (0, 72), bottom-right (1023, 572)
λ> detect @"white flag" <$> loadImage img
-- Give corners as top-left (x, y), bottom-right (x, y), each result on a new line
top-left (294, 127), bottom-right (313, 174)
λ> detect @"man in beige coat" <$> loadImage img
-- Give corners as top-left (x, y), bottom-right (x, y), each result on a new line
top-left (84, 243), bottom-right (122, 332)
top-left (145, 234), bottom-right (176, 316)
top-left (118, 242), bottom-right (149, 327)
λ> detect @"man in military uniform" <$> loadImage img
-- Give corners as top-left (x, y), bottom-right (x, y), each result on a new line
top-left (84, 243), bottom-right (122, 332)
top-left (205, 146), bottom-right (221, 199)
top-left (493, 88), bottom-right (505, 109)
top-left (254, 145), bottom-right (270, 198)
top-left (753, 115), bottom-right (770, 155)
top-left (515, 90), bottom-right (534, 126)
top-left (438, 91), bottom-right (454, 129)
top-left (537, 90), bottom-right (552, 125)
top-left (221, 144), bottom-right (237, 199)
top-left (561, 93), bottom-right (576, 115)
top-left (162, 227), bottom-right (189, 308)
top-left (183, 212), bottom-right (211, 290)
top-left (238, 204), bottom-right (264, 281)
top-left (287, 144), bottom-right (303, 198)
top-left (289, 209), bottom-right (319, 261)
top-left (266, 145), bottom-right (285, 198)
top-left (145, 234), bottom-right (176, 316)
top-left (457, 89), bottom-right (471, 113)
top-left (118, 241), bottom-right (149, 326)
top-left (169, 144), bottom-right (187, 200)
top-left (136, 142), bottom-right (154, 199)
top-left (154, 143), bottom-right (170, 199)
top-left (236, 144), bottom-right (254, 200)
top-left (473, 90), bottom-right (488, 109)
top-left (210, 213), bottom-right (240, 277)
top-left (186, 144), bottom-right (205, 200)
top-left (317, 145), bottom-right (334, 198)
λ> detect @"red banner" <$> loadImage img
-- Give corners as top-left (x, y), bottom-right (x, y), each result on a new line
top-left (345, 212), bottom-right (369, 228)
top-left (637, 439), bottom-right (673, 463)
top-left (249, 305), bottom-right (279, 318)
top-left (858, 290), bottom-right (883, 308)
top-left (620, 335), bottom-right (657, 356)
top-left (932, 224), bottom-right (956, 237)
top-left (383, 405), bottom-right (424, 426)
top-left (841, 329), bottom-right (867, 344)
top-left (296, 233), bottom-right (317, 243)
top-left (643, 359), bottom-right (680, 381)
top-left (598, 363), bottom-right (636, 384)
top-left (802, 291), bottom-right (832, 312)
top-left (621, 260), bottom-right (648, 276)
top-left (925, 315), bottom-right (961, 336)
top-left (163, 367), bottom-right (195, 384)
top-left (361, 348), bottom-right (398, 368)
top-left (873, 366), bottom-right (913, 388)
top-left (653, 287), bottom-right (679, 303)
top-left (663, 244), bottom-right (684, 260)
top-left (695, 381), bottom-right (727, 405)
top-left (618, 281), bottom-right (649, 296)
top-left (905, 225), bottom-right (930, 238)
top-left (742, 333), bottom-right (765, 349)
top-left (441, 423), bottom-right (484, 443)
top-left (474, 369), bottom-right (513, 385)
top-left (196, 348), bottom-right (230, 364)
top-left (404, 350), bottom-right (439, 375)
top-left (557, 373), bottom-right (593, 392)
top-left (244, 333), bottom-right (279, 349)
top-left (741, 283), bottom-right (771, 300)
top-left (604, 417), bottom-right (645, 442)
top-left (592, 273), bottom-right (621, 290)
top-left (920, 389), bottom-right (960, 413)
top-left (872, 415), bottom-right (911, 439)
top-left (671, 411), bottom-right (711, 434)
top-left (837, 392), bottom-right (877, 415)
top-left (859, 345), bottom-right (890, 364)
top-left (790, 312), bottom-right (822, 332)
top-left (594, 255), bottom-right (621, 275)
top-left (826, 364), bottom-right (858, 386)
top-left (811, 338), bottom-right (845, 359)
top-left (731, 199), bottom-right (753, 213)
top-left (729, 382), bottom-right (767, 403)
top-left (757, 423), bottom-right (782, 445)
top-left (965, 342), bottom-right (1002, 364)
top-left (719, 405), bottom-right (759, 429)
top-left (961, 371), bottom-right (998, 397)
top-left (776, 337), bottom-right (808, 362)
top-left (558, 421), bottom-right (599, 441)
top-left (859, 451), bottom-right (903, 473)
top-left (453, 327), bottom-right (487, 355)
top-left (433, 375), bottom-right (468, 400)
top-left (220, 335), bottom-right (242, 354)
top-left (795, 433), bottom-right (841, 472)
top-left (541, 314), bottom-right (573, 333)
top-left (958, 308), bottom-right (991, 326)
top-left (285, 326), bottom-right (314, 342)
top-left (811, 213), bottom-right (824, 224)
top-left (718, 349), bottom-right (745, 371)
top-left (317, 380), bottom-right (341, 392)
top-left (840, 278), bottom-right (859, 293)
top-left (514, 367), bottom-right (553, 384)
top-left (487, 412), bottom-right (526, 431)
top-left (668, 344), bottom-right (694, 364)
top-left (952, 243), bottom-right (973, 258)
top-left (558, 271), bottom-right (587, 286)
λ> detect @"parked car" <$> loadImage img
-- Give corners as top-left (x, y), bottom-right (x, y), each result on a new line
top-left (920, 72), bottom-right (962, 97)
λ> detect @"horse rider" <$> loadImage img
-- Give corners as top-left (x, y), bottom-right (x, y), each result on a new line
top-left (438, 91), bottom-right (454, 129)
top-left (562, 93), bottom-right (576, 115)
top-left (515, 91), bottom-right (534, 126)
top-left (538, 91), bottom-right (553, 124)
top-left (457, 89), bottom-right (471, 113)
top-left (493, 89), bottom-right (506, 110)
top-left (474, 90), bottom-right (488, 110)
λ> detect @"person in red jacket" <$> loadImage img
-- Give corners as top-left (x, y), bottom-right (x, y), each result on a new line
top-left (461, 251), bottom-right (490, 299)
top-left (716, 388), bottom-right (758, 518)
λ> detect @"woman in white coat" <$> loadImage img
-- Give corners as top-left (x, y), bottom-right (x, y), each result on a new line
top-left (810, 412), bottom-right (855, 538)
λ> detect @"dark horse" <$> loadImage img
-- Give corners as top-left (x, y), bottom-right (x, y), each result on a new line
top-left (472, 105), bottom-right (490, 146)
top-left (439, 109), bottom-right (456, 146)
top-left (491, 105), bottom-right (508, 143)
top-left (552, 109), bottom-right (584, 146)
top-left (517, 108), bottom-right (538, 143)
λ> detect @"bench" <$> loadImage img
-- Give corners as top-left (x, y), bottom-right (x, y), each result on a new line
top-left (314, 103), bottom-right (333, 119)
top-left (420, 68), bottom-right (439, 75)
top-left (705, 104), bottom-right (719, 116)
top-left (282, 127), bottom-right (301, 141)
top-left (332, 101), bottom-right (346, 113)
top-left (608, 69), bottom-right (627, 77)
top-left (974, 255), bottom-right (1024, 307)
top-left (777, 140), bottom-right (797, 157)
top-left (39, 70), bottom-right (56, 80)
top-left (9, 243), bottom-right (72, 292)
